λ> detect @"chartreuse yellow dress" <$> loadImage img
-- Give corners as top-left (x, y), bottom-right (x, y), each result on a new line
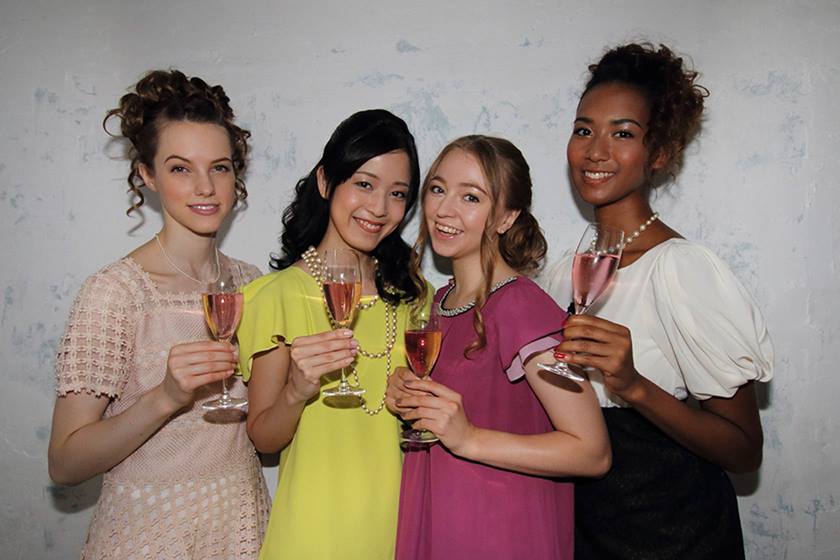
top-left (238, 265), bottom-right (421, 560)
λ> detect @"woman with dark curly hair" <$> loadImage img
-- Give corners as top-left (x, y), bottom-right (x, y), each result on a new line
top-left (543, 43), bottom-right (774, 558)
top-left (48, 70), bottom-right (269, 558)
top-left (237, 109), bottom-right (425, 559)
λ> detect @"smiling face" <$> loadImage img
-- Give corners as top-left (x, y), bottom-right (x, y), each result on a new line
top-left (423, 148), bottom-right (516, 264)
top-left (138, 120), bottom-right (236, 237)
top-left (318, 150), bottom-right (411, 254)
top-left (567, 82), bottom-right (666, 209)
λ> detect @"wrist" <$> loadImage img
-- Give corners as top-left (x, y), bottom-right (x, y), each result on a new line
top-left (146, 385), bottom-right (183, 419)
top-left (451, 425), bottom-right (481, 461)
top-left (282, 383), bottom-right (311, 408)
top-left (617, 373), bottom-right (649, 405)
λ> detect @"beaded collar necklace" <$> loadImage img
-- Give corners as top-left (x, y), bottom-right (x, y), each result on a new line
top-left (301, 246), bottom-right (396, 416)
top-left (437, 275), bottom-right (520, 317)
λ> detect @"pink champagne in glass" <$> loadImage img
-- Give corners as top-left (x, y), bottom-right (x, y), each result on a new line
top-left (538, 223), bottom-right (624, 382)
top-left (323, 280), bottom-right (362, 328)
top-left (572, 252), bottom-right (620, 314)
top-left (203, 292), bottom-right (244, 341)
top-left (401, 307), bottom-right (442, 444)
top-left (404, 330), bottom-right (442, 378)
top-left (321, 249), bottom-right (365, 400)
top-left (202, 277), bottom-right (247, 412)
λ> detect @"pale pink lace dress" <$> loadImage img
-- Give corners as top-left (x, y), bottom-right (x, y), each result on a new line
top-left (55, 255), bottom-right (270, 560)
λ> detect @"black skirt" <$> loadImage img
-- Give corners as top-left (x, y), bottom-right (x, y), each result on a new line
top-left (575, 407), bottom-right (745, 560)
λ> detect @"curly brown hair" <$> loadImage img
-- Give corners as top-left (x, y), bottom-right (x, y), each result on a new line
top-left (412, 135), bottom-right (547, 356)
top-left (104, 69), bottom-right (251, 215)
top-left (583, 43), bottom-right (709, 177)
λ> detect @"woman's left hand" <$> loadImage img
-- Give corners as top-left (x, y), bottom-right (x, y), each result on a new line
top-left (555, 314), bottom-right (643, 399)
top-left (398, 378), bottom-right (476, 456)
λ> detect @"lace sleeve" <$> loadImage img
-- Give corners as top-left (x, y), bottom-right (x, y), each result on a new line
top-left (55, 267), bottom-right (139, 398)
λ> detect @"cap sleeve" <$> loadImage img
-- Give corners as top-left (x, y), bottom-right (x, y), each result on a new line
top-left (55, 266), bottom-right (139, 398)
top-left (489, 279), bottom-right (567, 381)
top-left (652, 242), bottom-right (774, 400)
top-left (237, 269), bottom-right (323, 381)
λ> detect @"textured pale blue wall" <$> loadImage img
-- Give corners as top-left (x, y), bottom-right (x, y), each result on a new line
top-left (1, 1), bottom-right (838, 558)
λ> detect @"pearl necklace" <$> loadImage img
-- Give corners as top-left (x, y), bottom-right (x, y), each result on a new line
top-left (301, 246), bottom-right (397, 416)
top-left (154, 233), bottom-right (220, 285)
top-left (437, 275), bottom-right (520, 317)
top-left (623, 213), bottom-right (660, 247)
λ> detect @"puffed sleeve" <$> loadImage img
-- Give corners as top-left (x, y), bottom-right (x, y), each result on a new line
top-left (237, 270), bottom-right (325, 381)
top-left (490, 279), bottom-right (567, 381)
top-left (55, 267), bottom-right (138, 398)
top-left (652, 242), bottom-right (774, 400)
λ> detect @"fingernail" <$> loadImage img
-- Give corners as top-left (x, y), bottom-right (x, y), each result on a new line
top-left (340, 329), bottom-right (353, 337)
top-left (349, 339), bottom-right (359, 348)
top-left (554, 353), bottom-right (567, 360)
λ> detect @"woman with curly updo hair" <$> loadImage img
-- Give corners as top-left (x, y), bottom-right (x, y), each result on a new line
top-left (386, 135), bottom-right (611, 559)
top-left (48, 70), bottom-right (269, 559)
top-left (237, 109), bottom-right (426, 559)
top-left (542, 44), bottom-right (774, 558)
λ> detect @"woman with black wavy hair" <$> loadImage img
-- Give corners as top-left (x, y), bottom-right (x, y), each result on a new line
top-left (237, 109), bottom-right (425, 559)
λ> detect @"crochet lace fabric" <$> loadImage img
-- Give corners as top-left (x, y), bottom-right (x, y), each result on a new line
top-left (55, 256), bottom-right (269, 559)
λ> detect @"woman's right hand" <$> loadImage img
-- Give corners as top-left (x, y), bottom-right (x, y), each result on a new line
top-left (385, 366), bottom-right (422, 416)
top-left (159, 340), bottom-right (239, 411)
top-left (286, 329), bottom-right (357, 403)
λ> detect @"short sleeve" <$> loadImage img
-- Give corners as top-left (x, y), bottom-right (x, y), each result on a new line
top-left (55, 268), bottom-right (138, 398)
top-left (652, 242), bottom-right (774, 400)
top-left (236, 270), bottom-right (323, 381)
top-left (489, 279), bottom-right (567, 381)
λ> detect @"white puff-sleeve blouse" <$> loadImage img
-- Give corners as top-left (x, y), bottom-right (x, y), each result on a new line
top-left (539, 238), bottom-right (773, 407)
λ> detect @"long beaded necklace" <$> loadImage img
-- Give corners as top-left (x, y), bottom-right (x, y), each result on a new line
top-left (154, 233), bottom-right (221, 284)
top-left (301, 246), bottom-right (397, 416)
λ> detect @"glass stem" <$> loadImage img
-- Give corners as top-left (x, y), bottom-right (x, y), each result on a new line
top-left (338, 366), bottom-right (350, 390)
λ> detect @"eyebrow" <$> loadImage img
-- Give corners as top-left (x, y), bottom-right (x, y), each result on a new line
top-left (574, 116), bottom-right (644, 128)
top-left (430, 175), bottom-right (489, 195)
top-left (163, 155), bottom-right (233, 164)
top-left (355, 170), bottom-right (409, 188)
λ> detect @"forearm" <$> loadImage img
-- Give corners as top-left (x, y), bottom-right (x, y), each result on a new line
top-left (622, 378), bottom-right (762, 472)
top-left (48, 388), bottom-right (176, 485)
top-left (247, 386), bottom-right (307, 453)
top-left (457, 427), bottom-right (611, 478)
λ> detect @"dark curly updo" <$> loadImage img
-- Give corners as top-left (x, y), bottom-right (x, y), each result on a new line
top-left (583, 43), bottom-right (709, 175)
top-left (104, 69), bottom-right (251, 215)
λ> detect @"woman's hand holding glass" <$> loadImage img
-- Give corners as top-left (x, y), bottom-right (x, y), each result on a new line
top-left (158, 340), bottom-right (238, 412)
top-left (555, 314), bottom-right (644, 400)
top-left (395, 378), bottom-right (477, 456)
top-left (286, 329), bottom-right (358, 404)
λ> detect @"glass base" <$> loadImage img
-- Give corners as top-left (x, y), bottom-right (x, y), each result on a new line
top-left (322, 377), bottom-right (366, 399)
top-left (400, 428), bottom-right (439, 444)
top-left (202, 396), bottom-right (248, 411)
top-left (537, 361), bottom-right (586, 382)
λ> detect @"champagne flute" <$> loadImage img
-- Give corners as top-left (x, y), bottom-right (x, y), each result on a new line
top-left (538, 223), bottom-right (624, 381)
top-left (400, 306), bottom-right (442, 444)
top-left (202, 275), bottom-right (247, 411)
top-left (321, 249), bottom-right (366, 399)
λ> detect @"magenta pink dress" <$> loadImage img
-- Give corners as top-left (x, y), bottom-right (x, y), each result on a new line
top-left (395, 277), bottom-right (573, 560)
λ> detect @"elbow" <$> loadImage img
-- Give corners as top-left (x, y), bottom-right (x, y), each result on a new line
top-left (246, 421), bottom-right (288, 455)
top-left (727, 446), bottom-right (763, 474)
top-left (586, 444), bottom-right (612, 478)
top-left (48, 453), bottom-right (81, 487)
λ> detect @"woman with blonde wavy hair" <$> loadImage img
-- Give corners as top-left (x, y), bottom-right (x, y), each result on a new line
top-left (386, 135), bottom-right (611, 560)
